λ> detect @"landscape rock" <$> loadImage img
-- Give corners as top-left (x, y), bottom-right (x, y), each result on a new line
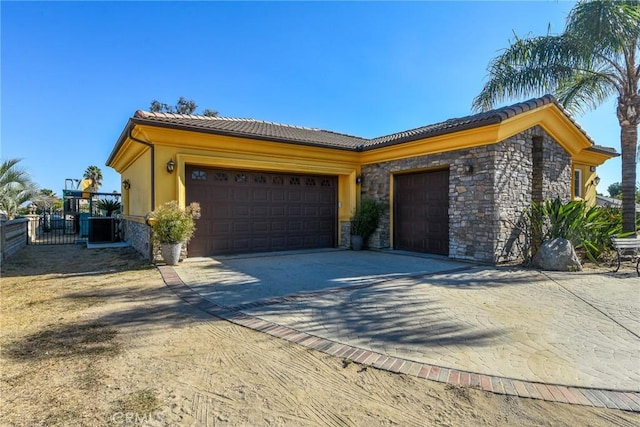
top-left (532, 238), bottom-right (583, 271)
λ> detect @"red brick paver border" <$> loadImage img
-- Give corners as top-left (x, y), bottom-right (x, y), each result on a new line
top-left (158, 265), bottom-right (640, 413)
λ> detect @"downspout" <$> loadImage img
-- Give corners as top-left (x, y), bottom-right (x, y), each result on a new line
top-left (127, 128), bottom-right (155, 211)
top-left (127, 128), bottom-right (155, 262)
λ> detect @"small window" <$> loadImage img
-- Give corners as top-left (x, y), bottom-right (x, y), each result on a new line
top-left (573, 169), bottom-right (583, 198)
top-left (191, 170), bottom-right (207, 180)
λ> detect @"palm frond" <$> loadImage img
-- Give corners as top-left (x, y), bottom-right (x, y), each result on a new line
top-left (473, 35), bottom-right (582, 111)
top-left (556, 69), bottom-right (618, 114)
top-left (567, 0), bottom-right (640, 58)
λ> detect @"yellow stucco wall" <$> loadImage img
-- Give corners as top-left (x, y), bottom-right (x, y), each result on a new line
top-left (573, 163), bottom-right (600, 207)
top-left (119, 149), bottom-right (152, 221)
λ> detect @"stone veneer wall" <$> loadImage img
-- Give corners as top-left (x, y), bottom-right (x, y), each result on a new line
top-left (361, 147), bottom-right (493, 259)
top-left (493, 126), bottom-right (571, 263)
top-left (340, 220), bottom-right (351, 249)
top-left (123, 218), bottom-right (190, 263)
top-left (360, 126), bottom-right (572, 264)
top-left (124, 218), bottom-right (153, 261)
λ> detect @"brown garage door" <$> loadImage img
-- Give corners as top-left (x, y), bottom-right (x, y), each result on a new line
top-left (186, 166), bottom-right (337, 256)
top-left (394, 169), bottom-right (449, 255)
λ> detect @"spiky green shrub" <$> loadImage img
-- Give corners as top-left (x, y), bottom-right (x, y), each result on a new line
top-left (96, 199), bottom-right (121, 217)
top-left (149, 201), bottom-right (196, 244)
top-left (527, 198), bottom-right (636, 263)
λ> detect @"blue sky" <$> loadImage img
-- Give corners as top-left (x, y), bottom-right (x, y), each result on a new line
top-left (1, 1), bottom-right (625, 197)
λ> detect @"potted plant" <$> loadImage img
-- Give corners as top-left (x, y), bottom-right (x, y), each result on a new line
top-left (148, 201), bottom-right (200, 265)
top-left (350, 197), bottom-right (386, 250)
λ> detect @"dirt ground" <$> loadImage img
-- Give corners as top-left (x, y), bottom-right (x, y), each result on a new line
top-left (1, 245), bottom-right (638, 427)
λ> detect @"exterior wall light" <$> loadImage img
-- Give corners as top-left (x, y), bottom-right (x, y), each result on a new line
top-left (463, 164), bottom-right (473, 174)
top-left (167, 159), bottom-right (176, 174)
top-left (591, 176), bottom-right (601, 186)
top-left (122, 179), bottom-right (131, 190)
top-left (355, 175), bottom-right (363, 185)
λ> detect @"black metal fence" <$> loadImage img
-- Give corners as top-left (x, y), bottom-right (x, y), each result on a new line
top-left (31, 214), bottom-right (89, 245)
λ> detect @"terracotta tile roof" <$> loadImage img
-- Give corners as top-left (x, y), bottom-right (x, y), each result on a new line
top-left (129, 95), bottom-right (603, 151)
top-left (132, 111), bottom-right (367, 149)
top-left (368, 95), bottom-right (562, 147)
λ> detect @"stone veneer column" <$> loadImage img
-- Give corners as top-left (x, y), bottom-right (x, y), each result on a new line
top-left (123, 219), bottom-right (153, 261)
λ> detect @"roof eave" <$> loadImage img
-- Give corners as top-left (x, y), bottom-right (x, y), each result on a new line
top-left (363, 115), bottom-right (504, 150)
top-left (586, 145), bottom-right (620, 157)
top-left (106, 119), bottom-right (136, 167)
top-left (129, 117), bottom-right (361, 152)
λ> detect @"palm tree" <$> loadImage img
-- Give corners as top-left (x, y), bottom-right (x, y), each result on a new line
top-left (473, 0), bottom-right (639, 234)
top-left (0, 158), bottom-right (37, 219)
top-left (83, 165), bottom-right (103, 191)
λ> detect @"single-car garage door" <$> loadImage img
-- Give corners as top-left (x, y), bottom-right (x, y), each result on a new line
top-left (186, 166), bottom-right (338, 256)
top-left (394, 169), bottom-right (449, 255)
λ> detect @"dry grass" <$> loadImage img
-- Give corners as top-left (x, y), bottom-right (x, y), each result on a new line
top-left (2, 244), bottom-right (639, 427)
top-left (1, 245), bottom-right (156, 426)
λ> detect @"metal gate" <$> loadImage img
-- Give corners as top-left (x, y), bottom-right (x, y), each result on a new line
top-left (30, 214), bottom-right (89, 245)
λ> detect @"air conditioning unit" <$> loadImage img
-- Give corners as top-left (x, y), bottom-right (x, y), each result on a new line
top-left (88, 217), bottom-right (116, 243)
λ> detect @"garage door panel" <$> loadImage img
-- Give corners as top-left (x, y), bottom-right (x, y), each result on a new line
top-left (304, 221), bottom-right (318, 232)
top-left (212, 189), bottom-right (231, 201)
top-left (272, 190), bottom-right (286, 202)
top-left (233, 189), bottom-right (251, 202)
top-left (252, 189), bottom-right (269, 202)
top-left (253, 221), bottom-right (270, 233)
top-left (271, 236), bottom-right (286, 248)
top-left (233, 239), bottom-right (250, 251)
top-left (288, 206), bottom-right (302, 216)
top-left (252, 238), bottom-right (269, 251)
top-left (253, 206), bottom-right (268, 216)
top-left (186, 166), bottom-right (337, 256)
top-left (234, 206), bottom-right (250, 217)
top-left (304, 207), bottom-right (318, 216)
top-left (272, 206), bottom-right (286, 216)
top-left (288, 192), bottom-right (302, 202)
top-left (271, 221), bottom-right (286, 232)
top-left (233, 222), bottom-right (250, 233)
top-left (212, 223), bottom-right (231, 233)
top-left (288, 221), bottom-right (302, 232)
top-left (394, 169), bottom-right (449, 255)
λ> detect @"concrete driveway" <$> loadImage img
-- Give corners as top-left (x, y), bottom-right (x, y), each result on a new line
top-left (171, 249), bottom-right (640, 403)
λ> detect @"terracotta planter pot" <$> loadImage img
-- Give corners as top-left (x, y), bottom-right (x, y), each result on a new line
top-left (161, 242), bottom-right (183, 265)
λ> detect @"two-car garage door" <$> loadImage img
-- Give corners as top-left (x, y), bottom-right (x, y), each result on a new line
top-left (186, 166), bottom-right (338, 257)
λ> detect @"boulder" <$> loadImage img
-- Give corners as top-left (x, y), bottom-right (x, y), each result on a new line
top-left (532, 238), bottom-right (582, 271)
